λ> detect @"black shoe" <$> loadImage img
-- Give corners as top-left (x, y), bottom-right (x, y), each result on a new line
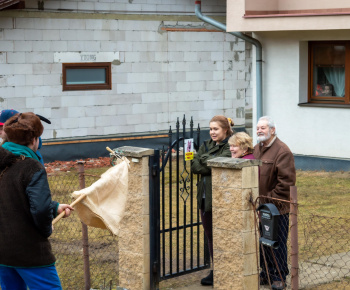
top-left (271, 281), bottom-right (286, 290)
top-left (201, 270), bottom-right (213, 286)
top-left (259, 276), bottom-right (270, 285)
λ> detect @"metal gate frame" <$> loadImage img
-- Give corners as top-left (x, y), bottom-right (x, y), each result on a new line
top-left (150, 116), bottom-right (210, 290)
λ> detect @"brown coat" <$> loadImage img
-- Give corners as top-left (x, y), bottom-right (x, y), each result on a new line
top-left (253, 137), bottom-right (296, 214)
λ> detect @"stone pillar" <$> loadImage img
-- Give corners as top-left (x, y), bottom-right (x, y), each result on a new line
top-left (115, 146), bottom-right (154, 290)
top-left (207, 157), bottom-right (261, 290)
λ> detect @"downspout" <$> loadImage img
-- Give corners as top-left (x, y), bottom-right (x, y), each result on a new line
top-left (195, 0), bottom-right (263, 120)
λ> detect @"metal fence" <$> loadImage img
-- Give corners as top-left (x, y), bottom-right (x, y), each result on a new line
top-left (256, 191), bottom-right (350, 290)
top-left (48, 162), bottom-right (118, 290)
top-left (297, 209), bottom-right (350, 289)
top-left (4, 158), bottom-right (348, 290)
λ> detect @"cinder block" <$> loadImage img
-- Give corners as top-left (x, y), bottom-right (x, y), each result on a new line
top-left (26, 96), bottom-right (45, 108)
top-left (241, 188), bottom-right (259, 211)
top-left (243, 231), bottom-right (258, 254)
top-left (212, 187), bottom-right (243, 211)
top-left (59, 1), bottom-right (78, 11)
top-left (213, 208), bottom-right (243, 231)
top-left (25, 75), bottom-right (44, 86)
top-left (212, 168), bottom-right (242, 189)
top-left (214, 228), bottom-right (243, 254)
top-left (121, 230), bottom-right (144, 255)
top-left (243, 252), bottom-right (258, 276)
top-left (0, 41), bottom-right (14, 52)
top-left (214, 268), bottom-right (243, 289)
top-left (242, 166), bottom-right (259, 188)
top-left (243, 274), bottom-right (258, 290)
top-left (4, 29), bottom-right (25, 40)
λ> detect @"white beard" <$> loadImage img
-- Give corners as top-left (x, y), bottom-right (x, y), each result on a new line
top-left (257, 131), bottom-right (271, 143)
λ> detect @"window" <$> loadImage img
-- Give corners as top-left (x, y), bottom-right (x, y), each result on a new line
top-left (62, 63), bottom-right (112, 91)
top-left (308, 41), bottom-right (350, 104)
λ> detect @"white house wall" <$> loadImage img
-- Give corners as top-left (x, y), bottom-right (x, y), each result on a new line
top-left (255, 30), bottom-right (350, 159)
top-left (0, 0), bottom-right (252, 140)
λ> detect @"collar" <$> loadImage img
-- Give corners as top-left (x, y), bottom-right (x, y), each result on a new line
top-left (261, 136), bottom-right (277, 148)
top-left (2, 142), bottom-right (40, 161)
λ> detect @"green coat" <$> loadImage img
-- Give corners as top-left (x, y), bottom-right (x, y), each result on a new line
top-left (191, 138), bottom-right (231, 212)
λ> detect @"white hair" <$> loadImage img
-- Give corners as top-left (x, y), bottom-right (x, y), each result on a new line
top-left (258, 116), bottom-right (277, 134)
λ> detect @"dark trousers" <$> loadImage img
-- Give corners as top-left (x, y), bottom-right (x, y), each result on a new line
top-left (200, 200), bottom-right (213, 261)
top-left (260, 213), bottom-right (289, 282)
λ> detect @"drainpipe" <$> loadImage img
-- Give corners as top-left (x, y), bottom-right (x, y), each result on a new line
top-left (195, 0), bottom-right (263, 120)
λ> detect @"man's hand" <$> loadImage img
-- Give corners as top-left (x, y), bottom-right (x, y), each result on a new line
top-left (57, 204), bottom-right (74, 218)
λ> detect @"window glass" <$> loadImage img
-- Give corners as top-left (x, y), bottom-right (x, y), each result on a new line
top-left (312, 44), bottom-right (345, 98)
top-left (62, 63), bottom-right (111, 91)
top-left (66, 68), bottom-right (106, 85)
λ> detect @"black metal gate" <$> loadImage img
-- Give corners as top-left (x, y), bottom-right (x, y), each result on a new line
top-left (150, 116), bottom-right (210, 289)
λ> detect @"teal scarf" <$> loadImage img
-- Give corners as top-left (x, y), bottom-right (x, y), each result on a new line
top-left (2, 142), bottom-right (40, 161)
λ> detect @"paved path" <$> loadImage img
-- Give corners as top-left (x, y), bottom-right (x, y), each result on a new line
top-left (161, 252), bottom-right (350, 289)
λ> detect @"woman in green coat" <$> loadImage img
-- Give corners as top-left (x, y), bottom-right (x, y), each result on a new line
top-left (191, 115), bottom-right (234, 286)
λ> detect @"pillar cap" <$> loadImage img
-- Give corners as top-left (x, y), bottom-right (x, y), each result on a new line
top-left (114, 146), bottom-right (154, 158)
top-left (207, 157), bottom-right (261, 169)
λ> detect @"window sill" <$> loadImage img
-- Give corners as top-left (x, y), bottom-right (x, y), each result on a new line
top-left (298, 102), bottom-right (350, 109)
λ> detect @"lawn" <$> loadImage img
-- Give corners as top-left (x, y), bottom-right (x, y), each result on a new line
top-left (47, 163), bottom-right (350, 290)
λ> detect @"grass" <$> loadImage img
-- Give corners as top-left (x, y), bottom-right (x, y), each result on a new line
top-left (49, 167), bottom-right (119, 290)
top-left (48, 165), bottom-right (350, 289)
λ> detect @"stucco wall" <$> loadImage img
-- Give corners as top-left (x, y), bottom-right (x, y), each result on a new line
top-left (228, 0), bottom-right (350, 32)
top-left (254, 30), bottom-right (350, 159)
top-left (0, 0), bottom-right (252, 141)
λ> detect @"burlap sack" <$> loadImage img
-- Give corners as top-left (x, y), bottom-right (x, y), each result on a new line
top-left (72, 158), bottom-right (130, 236)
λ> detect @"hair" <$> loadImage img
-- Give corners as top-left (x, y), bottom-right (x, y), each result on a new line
top-left (228, 132), bottom-right (254, 154)
top-left (209, 115), bottom-right (234, 138)
top-left (4, 112), bottom-right (43, 146)
top-left (258, 116), bottom-right (277, 134)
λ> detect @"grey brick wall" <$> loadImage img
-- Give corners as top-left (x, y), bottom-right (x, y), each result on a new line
top-left (0, 0), bottom-right (252, 140)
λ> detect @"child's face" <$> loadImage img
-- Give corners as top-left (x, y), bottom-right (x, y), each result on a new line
top-left (324, 86), bottom-right (331, 94)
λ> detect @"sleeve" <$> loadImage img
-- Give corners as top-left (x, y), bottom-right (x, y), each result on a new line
top-left (26, 168), bottom-right (58, 238)
top-left (269, 151), bottom-right (296, 200)
top-left (191, 143), bottom-right (211, 176)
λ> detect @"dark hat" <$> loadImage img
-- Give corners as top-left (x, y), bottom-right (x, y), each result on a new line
top-left (36, 114), bottom-right (51, 124)
top-left (0, 109), bottom-right (19, 125)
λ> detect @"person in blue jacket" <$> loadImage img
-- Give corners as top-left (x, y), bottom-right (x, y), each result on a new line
top-left (0, 112), bottom-right (73, 290)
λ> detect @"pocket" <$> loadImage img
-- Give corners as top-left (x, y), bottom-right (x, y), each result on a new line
top-left (260, 159), bottom-right (274, 176)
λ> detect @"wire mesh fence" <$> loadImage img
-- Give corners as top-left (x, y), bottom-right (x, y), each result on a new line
top-left (255, 196), bottom-right (294, 290)
top-left (48, 164), bottom-right (119, 290)
top-left (255, 195), bottom-right (350, 290)
top-left (297, 208), bottom-right (350, 289)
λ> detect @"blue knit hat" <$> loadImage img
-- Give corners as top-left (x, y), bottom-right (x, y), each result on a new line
top-left (0, 109), bottom-right (19, 125)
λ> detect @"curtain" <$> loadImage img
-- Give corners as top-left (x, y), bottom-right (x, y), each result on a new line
top-left (323, 67), bottom-right (345, 97)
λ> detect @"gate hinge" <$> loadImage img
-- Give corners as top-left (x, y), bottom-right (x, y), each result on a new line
top-left (152, 261), bottom-right (158, 274)
top-left (152, 164), bottom-right (158, 176)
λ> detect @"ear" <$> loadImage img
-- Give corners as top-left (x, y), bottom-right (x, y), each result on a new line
top-left (270, 127), bottom-right (276, 135)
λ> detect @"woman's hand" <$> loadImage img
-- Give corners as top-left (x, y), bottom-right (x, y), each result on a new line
top-left (57, 204), bottom-right (74, 218)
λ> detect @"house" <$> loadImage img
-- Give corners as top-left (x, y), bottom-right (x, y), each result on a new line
top-left (227, 0), bottom-right (350, 171)
top-left (0, 0), bottom-right (253, 162)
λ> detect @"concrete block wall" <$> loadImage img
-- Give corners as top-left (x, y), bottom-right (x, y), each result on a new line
top-left (0, 0), bottom-right (252, 141)
top-left (24, 0), bottom-right (226, 14)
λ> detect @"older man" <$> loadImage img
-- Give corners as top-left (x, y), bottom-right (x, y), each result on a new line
top-left (253, 116), bottom-right (296, 290)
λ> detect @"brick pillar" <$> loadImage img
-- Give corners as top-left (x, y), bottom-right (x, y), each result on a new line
top-left (207, 157), bottom-right (261, 290)
top-left (115, 146), bottom-right (154, 290)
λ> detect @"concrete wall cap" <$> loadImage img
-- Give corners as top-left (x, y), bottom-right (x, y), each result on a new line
top-left (114, 146), bottom-right (154, 158)
top-left (207, 157), bottom-right (262, 169)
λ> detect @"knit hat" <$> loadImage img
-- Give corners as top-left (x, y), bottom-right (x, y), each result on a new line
top-left (0, 109), bottom-right (19, 125)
